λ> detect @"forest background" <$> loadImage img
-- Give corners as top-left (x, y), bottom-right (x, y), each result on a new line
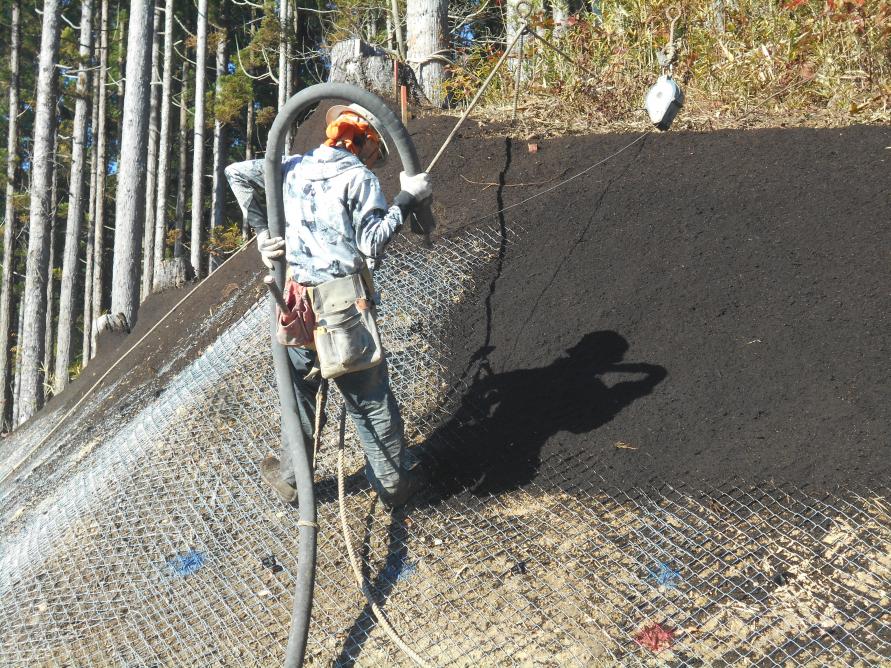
top-left (0, 0), bottom-right (887, 431)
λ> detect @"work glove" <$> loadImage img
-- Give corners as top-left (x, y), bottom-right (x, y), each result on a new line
top-left (256, 229), bottom-right (285, 269)
top-left (399, 171), bottom-right (432, 202)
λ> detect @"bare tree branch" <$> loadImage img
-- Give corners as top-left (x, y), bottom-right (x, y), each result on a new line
top-left (233, 31), bottom-right (273, 81)
top-left (261, 45), bottom-right (278, 85)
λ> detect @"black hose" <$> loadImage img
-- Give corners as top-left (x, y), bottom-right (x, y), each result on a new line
top-left (264, 82), bottom-right (430, 668)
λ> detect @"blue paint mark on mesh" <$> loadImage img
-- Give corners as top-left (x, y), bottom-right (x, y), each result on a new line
top-left (646, 561), bottom-right (680, 588)
top-left (167, 550), bottom-right (206, 577)
top-left (381, 559), bottom-right (417, 584)
top-left (396, 562), bottom-right (417, 582)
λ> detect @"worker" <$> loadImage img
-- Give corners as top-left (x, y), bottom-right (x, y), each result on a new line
top-left (225, 103), bottom-right (432, 509)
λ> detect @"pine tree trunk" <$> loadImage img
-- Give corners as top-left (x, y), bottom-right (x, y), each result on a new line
top-left (389, 0), bottom-right (405, 59)
top-left (18, 0), bottom-right (62, 424)
top-left (110, 0), bottom-right (155, 329)
top-left (91, 0), bottom-right (110, 358)
top-left (245, 93), bottom-right (254, 162)
top-left (115, 7), bottom-right (127, 101)
top-left (287, 0), bottom-right (300, 98)
top-left (0, 0), bottom-right (21, 428)
top-left (278, 0), bottom-right (288, 111)
top-left (245, 12), bottom-right (256, 166)
top-left (152, 0), bottom-right (175, 285)
top-left (243, 93), bottom-right (254, 240)
top-left (106, 4), bottom-right (127, 311)
top-left (82, 47), bottom-right (101, 367)
top-left (174, 60), bottom-right (189, 259)
top-left (140, 3), bottom-right (162, 300)
top-left (286, 7), bottom-right (292, 101)
top-left (190, 0), bottom-right (208, 279)
top-left (406, 0), bottom-right (449, 106)
top-left (44, 131), bottom-right (61, 387)
top-left (55, 0), bottom-right (94, 394)
top-left (208, 30), bottom-right (227, 274)
top-left (12, 289), bottom-right (24, 426)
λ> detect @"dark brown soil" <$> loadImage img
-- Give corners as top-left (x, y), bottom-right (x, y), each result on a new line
top-left (16, 113), bottom-right (889, 496)
top-left (407, 119), bottom-right (890, 493)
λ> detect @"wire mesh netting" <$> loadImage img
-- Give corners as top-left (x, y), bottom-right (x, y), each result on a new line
top-left (0, 226), bottom-right (888, 667)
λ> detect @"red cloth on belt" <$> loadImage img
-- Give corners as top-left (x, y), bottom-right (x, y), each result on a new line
top-left (277, 279), bottom-right (316, 348)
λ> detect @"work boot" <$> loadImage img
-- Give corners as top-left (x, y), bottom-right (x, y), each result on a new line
top-left (260, 455), bottom-right (298, 504)
top-left (379, 466), bottom-right (427, 510)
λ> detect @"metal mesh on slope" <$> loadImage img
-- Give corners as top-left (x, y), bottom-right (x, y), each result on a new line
top-left (0, 227), bottom-right (888, 667)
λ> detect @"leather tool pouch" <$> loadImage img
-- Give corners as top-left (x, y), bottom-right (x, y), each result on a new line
top-left (309, 272), bottom-right (382, 379)
top-left (276, 279), bottom-right (316, 348)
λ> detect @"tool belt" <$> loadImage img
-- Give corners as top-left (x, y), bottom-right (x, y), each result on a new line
top-left (307, 268), bottom-right (382, 379)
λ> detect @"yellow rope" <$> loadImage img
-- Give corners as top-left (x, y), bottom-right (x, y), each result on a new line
top-left (333, 398), bottom-right (432, 668)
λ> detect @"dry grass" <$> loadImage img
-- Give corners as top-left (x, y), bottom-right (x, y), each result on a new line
top-left (441, 0), bottom-right (891, 136)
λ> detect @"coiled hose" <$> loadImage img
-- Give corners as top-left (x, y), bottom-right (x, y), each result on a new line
top-left (263, 83), bottom-right (433, 668)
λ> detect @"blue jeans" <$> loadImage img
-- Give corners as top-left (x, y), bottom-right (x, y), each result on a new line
top-left (280, 346), bottom-right (407, 497)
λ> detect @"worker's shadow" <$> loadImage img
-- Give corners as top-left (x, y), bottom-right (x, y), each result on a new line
top-left (331, 330), bottom-right (665, 666)
top-left (420, 330), bottom-right (667, 498)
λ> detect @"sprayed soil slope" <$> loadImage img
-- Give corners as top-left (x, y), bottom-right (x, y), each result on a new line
top-left (407, 120), bottom-right (890, 492)
top-left (14, 117), bottom-right (889, 495)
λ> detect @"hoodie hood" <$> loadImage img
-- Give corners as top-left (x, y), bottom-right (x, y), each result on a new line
top-left (292, 145), bottom-right (365, 181)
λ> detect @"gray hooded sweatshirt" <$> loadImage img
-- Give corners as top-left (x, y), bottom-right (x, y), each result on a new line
top-left (225, 145), bottom-right (408, 285)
